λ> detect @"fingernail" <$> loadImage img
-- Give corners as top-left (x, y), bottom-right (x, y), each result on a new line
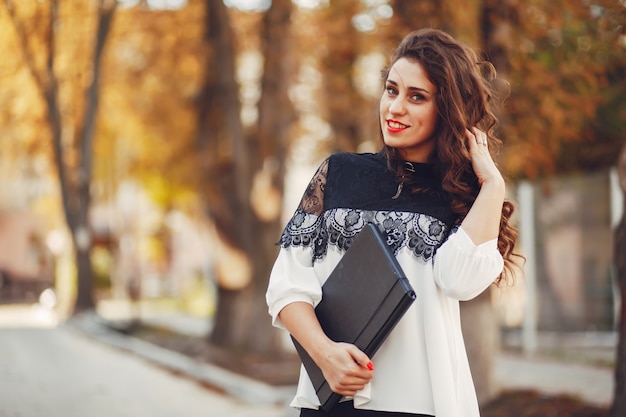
top-left (367, 362), bottom-right (374, 371)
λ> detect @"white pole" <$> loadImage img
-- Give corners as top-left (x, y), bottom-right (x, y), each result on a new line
top-left (518, 181), bottom-right (538, 356)
top-left (610, 167), bottom-right (624, 229)
top-left (610, 168), bottom-right (623, 329)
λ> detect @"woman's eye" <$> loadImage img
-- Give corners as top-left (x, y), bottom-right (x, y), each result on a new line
top-left (411, 94), bottom-right (425, 101)
top-left (385, 86), bottom-right (397, 95)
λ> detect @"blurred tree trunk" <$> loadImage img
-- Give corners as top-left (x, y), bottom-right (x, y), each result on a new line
top-left (198, 0), bottom-right (294, 353)
top-left (3, 0), bottom-right (116, 313)
top-left (242, 0), bottom-right (297, 352)
top-left (460, 290), bottom-right (499, 405)
top-left (610, 143), bottom-right (626, 417)
top-left (319, 0), bottom-right (364, 153)
top-left (383, 0), bottom-right (444, 48)
top-left (196, 0), bottom-right (248, 346)
top-left (73, 0), bottom-right (116, 312)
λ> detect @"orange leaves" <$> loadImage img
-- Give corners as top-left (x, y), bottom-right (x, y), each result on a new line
top-left (491, 0), bottom-right (625, 178)
top-left (2, 0), bottom-right (623, 211)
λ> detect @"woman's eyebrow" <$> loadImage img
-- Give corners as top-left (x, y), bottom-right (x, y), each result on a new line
top-left (408, 86), bottom-right (431, 95)
top-left (386, 79), bottom-right (431, 95)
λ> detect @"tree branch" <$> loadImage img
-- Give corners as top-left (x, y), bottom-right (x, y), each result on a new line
top-left (2, 0), bottom-right (72, 228)
top-left (77, 0), bottom-right (117, 232)
top-left (2, 0), bottom-right (46, 95)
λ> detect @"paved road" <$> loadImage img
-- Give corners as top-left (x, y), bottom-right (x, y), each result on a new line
top-left (0, 304), bottom-right (614, 416)
top-left (0, 306), bottom-right (287, 417)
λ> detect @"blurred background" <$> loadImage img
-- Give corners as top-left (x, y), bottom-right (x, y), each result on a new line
top-left (0, 0), bottom-right (624, 416)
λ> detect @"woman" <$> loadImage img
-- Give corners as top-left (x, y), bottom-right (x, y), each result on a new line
top-left (266, 28), bottom-right (519, 417)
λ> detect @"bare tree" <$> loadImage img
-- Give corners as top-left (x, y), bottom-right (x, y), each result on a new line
top-left (318, 0), bottom-right (367, 153)
top-left (3, 0), bottom-right (117, 312)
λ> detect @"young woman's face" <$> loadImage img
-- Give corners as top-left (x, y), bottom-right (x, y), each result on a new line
top-left (379, 57), bottom-right (438, 163)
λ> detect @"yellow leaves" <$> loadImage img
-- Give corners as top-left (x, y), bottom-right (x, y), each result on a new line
top-left (92, 4), bottom-right (206, 198)
top-left (0, 4), bottom-right (47, 127)
top-left (2, 0), bottom-right (621, 212)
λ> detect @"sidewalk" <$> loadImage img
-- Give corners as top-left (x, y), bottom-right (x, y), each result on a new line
top-left (0, 304), bottom-right (291, 417)
top-left (75, 300), bottom-right (614, 410)
top-left (68, 311), bottom-right (297, 410)
top-left (496, 353), bottom-right (613, 407)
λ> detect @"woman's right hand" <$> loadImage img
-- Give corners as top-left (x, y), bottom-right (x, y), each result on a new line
top-left (278, 302), bottom-right (374, 396)
top-left (314, 341), bottom-right (374, 396)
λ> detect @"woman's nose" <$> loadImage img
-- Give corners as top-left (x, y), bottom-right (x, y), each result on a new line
top-left (388, 96), bottom-right (406, 115)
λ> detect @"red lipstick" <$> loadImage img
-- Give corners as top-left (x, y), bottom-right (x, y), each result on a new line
top-left (386, 119), bottom-right (408, 133)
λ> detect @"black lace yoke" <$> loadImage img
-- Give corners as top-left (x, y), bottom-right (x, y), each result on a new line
top-left (279, 152), bottom-right (458, 264)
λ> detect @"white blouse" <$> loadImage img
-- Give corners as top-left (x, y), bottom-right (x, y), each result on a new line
top-left (267, 226), bottom-right (503, 417)
top-left (266, 152), bottom-right (504, 417)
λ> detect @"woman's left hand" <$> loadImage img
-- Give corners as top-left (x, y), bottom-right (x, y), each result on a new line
top-left (460, 127), bottom-right (506, 245)
top-left (465, 127), bottom-right (504, 186)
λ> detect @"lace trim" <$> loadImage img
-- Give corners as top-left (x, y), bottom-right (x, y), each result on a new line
top-left (279, 208), bottom-right (450, 263)
top-left (298, 159), bottom-right (328, 216)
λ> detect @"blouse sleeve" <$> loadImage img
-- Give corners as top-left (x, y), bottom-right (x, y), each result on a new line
top-left (266, 244), bottom-right (324, 329)
top-left (432, 226), bottom-right (504, 301)
top-left (266, 159), bottom-right (329, 329)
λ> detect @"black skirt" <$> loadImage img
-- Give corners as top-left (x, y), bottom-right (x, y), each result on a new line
top-left (299, 401), bottom-right (434, 417)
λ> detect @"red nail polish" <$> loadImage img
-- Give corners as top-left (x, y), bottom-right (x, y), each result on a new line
top-left (367, 362), bottom-right (374, 371)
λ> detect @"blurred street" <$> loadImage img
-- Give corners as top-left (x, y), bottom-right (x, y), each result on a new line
top-left (0, 302), bottom-right (616, 416)
top-left (0, 305), bottom-right (285, 417)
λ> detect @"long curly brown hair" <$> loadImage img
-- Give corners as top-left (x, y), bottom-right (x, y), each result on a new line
top-left (380, 28), bottom-right (521, 282)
